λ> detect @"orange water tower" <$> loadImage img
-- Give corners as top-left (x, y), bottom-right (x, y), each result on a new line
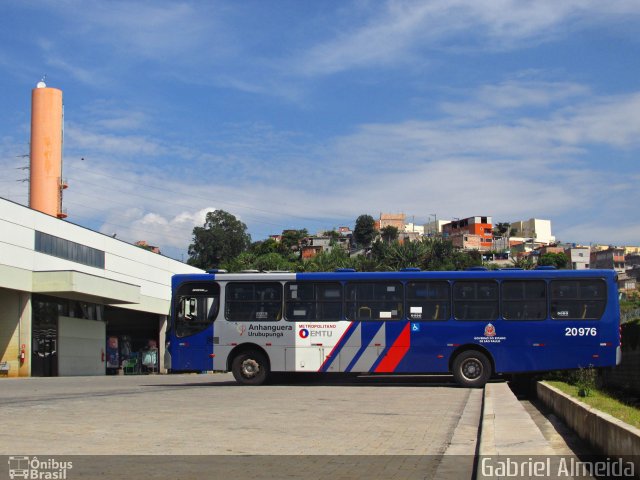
top-left (29, 80), bottom-right (67, 218)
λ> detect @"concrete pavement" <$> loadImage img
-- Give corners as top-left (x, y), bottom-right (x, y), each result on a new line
top-left (0, 373), bottom-right (487, 479)
top-left (480, 382), bottom-right (557, 457)
top-left (0, 374), bottom-right (593, 479)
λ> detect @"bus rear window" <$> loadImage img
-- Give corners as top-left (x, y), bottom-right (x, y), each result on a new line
top-left (550, 279), bottom-right (606, 320)
top-left (285, 282), bottom-right (342, 321)
top-left (453, 281), bottom-right (498, 321)
top-left (225, 282), bottom-right (282, 322)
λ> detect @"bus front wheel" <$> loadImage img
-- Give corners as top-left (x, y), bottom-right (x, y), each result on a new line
top-left (231, 350), bottom-right (269, 385)
top-left (452, 350), bottom-right (491, 388)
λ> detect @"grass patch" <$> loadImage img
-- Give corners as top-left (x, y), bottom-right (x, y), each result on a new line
top-left (546, 380), bottom-right (640, 429)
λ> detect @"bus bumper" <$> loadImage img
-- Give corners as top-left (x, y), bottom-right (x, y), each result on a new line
top-left (164, 349), bottom-right (172, 371)
top-left (616, 346), bottom-right (622, 366)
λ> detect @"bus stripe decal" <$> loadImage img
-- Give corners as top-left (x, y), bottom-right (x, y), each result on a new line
top-left (374, 322), bottom-right (411, 373)
top-left (318, 321), bottom-right (356, 372)
top-left (332, 324), bottom-right (362, 371)
top-left (347, 323), bottom-right (385, 372)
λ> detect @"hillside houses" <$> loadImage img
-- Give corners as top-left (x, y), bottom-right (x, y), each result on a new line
top-left (268, 213), bottom-right (639, 296)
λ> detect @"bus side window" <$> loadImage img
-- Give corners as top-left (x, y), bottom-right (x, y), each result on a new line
top-left (226, 282), bottom-right (282, 322)
top-left (406, 281), bottom-right (450, 321)
top-left (346, 282), bottom-right (403, 321)
top-left (285, 282), bottom-right (342, 321)
top-left (453, 281), bottom-right (498, 321)
top-left (501, 281), bottom-right (546, 321)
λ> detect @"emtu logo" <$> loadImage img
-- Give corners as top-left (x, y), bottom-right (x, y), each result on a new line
top-left (299, 329), bottom-right (309, 339)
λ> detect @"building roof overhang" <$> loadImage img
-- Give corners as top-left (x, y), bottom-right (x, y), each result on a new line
top-left (32, 270), bottom-right (140, 305)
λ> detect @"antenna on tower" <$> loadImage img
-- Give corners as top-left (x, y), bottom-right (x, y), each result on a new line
top-left (16, 153), bottom-right (30, 185)
top-left (36, 74), bottom-right (47, 89)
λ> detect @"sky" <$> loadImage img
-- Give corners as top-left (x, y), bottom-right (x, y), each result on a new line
top-left (1, 0), bottom-right (639, 261)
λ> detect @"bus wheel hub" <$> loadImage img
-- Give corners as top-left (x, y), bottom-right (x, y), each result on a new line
top-left (242, 359), bottom-right (259, 378)
top-left (463, 359), bottom-right (481, 379)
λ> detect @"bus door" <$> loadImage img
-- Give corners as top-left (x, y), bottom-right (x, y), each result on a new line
top-left (172, 282), bottom-right (220, 372)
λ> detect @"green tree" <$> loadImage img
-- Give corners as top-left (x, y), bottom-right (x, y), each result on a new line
top-left (280, 229), bottom-right (309, 252)
top-left (187, 210), bottom-right (251, 269)
top-left (537, 252), bottom-right (569, 269)
top-left (366, 237), bottom-right (480, 272)
top-left (380, 225), bottom-right (399, 243)
top-left (249, 238), bottom-right (281, 256)
top-left (322, 230), bottom-right (341, 245)
top-left (302, 248), bottom-right (350, 272)
top-left (349, 253), bottom-right (385, 272)
top-left (221, 250), bottom-right (298, 272)
top-left (221, 251), bottom-right (257, 272)
top-left (253, 252), bottom-right (296, 272)
top-left (421, 237), bottom-right (480, 271)
top-left (511, 256), bottom-right (535, 270)
top-left (354, 214), bottom-right (377, 248)
top-left (493, 222), bottom-right (511, 237)
top-left (383, 240), bottom-right (427, 270)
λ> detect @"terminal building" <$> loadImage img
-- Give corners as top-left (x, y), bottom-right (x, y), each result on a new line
top-left (0, 81), bottom-right (202, 378)
top-left (0, 197), bottom-right (202, 377)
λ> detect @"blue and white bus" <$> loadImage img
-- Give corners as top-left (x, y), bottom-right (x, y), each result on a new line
top-left (165, 268), bottom-right (621, 387)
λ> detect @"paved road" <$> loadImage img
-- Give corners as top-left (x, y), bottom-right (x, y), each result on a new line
top-left (0, 373), bottom-right (480, 479)
top-left (0, 373), bottom-right (478, 455)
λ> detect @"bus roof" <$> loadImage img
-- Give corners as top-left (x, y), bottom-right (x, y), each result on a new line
top-left (173, 268), bottom-right (617, 284)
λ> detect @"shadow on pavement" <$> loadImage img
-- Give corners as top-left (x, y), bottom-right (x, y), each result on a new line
top-left (145, 373), bottom-right (461, 388)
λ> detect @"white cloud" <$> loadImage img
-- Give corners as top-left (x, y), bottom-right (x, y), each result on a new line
top-left (548, 93), bottom-right (640, 148)
top-left (65, 124), bottom-right (161, 156)
top-left (294, 0), bottom-right (640, 75)
top-left (558, 222), bottom-right (640, 246)
top-left (53, 0), bottom-right (223, 61)
top-left (473, 80), bottom-right (590, 111)
top-left (45, 57), bottom-right (110, 88)
top-left (327, 88), bottom-right (640, 171)
top-left (53, 79), bottom-right (640, 256)
top-left (92, 111), bottom-right (148, 131)
top-left (100, 207), bottom-right (214, 252)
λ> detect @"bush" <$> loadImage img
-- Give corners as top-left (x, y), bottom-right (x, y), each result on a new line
top-left (573, 366), bottom-right (597, 397)
top-left (621, 319), bottom-right (640, 351)
top-left (544, 365), bottom-right (597, 397)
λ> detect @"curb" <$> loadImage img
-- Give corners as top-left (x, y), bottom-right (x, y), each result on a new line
top-left (476, 382), bottom-right (558, 480)
top-left (435, 388), bottom-right (483, 479)
top-left (537, 381), bottom-right (640, 472)
top-left (480, 382), bottom-right (556, 456)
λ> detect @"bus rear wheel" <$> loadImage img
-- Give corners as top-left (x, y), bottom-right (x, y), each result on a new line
top-left (452, 350), bottom-right (491, 388)
top-left (231, 350), bottom-right (269, 385)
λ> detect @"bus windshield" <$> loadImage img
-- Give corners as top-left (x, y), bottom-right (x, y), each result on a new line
top-left (174, 283), bottom-right (220, 338)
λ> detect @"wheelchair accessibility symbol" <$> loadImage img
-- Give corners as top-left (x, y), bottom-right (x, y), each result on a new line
top-left (411, 323), bottom-right (421, 332)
